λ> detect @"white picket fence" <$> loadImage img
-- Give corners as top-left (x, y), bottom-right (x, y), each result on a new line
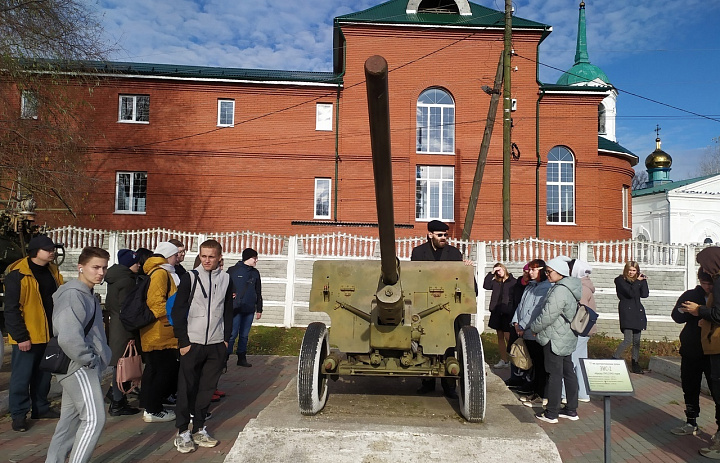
top-left (46, 226), bottom-right (714, 338)
top-left (48, 226), bottom-right (697, 266)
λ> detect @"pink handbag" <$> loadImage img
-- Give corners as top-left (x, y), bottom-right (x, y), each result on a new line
top-left (116, 342), bottom-right (143, 394)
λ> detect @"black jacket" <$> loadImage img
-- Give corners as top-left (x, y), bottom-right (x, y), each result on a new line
top-left (227, 262), bottom-right (263, 315)
top-left (614, 276), bottom-right (649, 332)
top-left (410, 241), bottom-right (463, 262)
top-left (483, 273), bottom-right (517, 315)
top-left (672, 285), bottom-right (710, 358)
top-left (104, 264), bottom-right (137, 365)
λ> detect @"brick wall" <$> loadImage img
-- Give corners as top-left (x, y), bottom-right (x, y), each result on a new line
top-left (8, 20), bottom-right (636, 243)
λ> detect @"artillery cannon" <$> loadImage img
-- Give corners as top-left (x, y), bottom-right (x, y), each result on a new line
top-left (297, 56), bottom-right (486, 422)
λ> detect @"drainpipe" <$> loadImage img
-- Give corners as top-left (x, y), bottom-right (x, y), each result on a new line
top-left (534, 27), bottom-right (552, 239)
top-left (332, 27), bottom-right (347, 223)
top-left (536, 90), bottom-right (544, 238)
top-left (334, 84), bottom-right (340, 222)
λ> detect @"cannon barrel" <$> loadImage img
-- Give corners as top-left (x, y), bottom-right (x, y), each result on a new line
top-left (365, 55), bottom-right (398, 286)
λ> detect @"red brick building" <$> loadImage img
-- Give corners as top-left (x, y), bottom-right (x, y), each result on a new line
top-left (11, 0), bottom-right (637, 241)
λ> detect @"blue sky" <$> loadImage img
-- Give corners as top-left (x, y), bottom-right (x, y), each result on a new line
top-left (94, 0), bottom-right (720, 180)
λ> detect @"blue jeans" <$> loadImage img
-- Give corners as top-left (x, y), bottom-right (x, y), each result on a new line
top-left (10, 343), bottom-right (52, 419)
top-left (227, 312), bottom-right (255, 356)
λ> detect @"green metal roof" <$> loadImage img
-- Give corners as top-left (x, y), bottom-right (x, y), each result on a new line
top-left (61, 60), bottom-right (343, 85)
top-left (557, 2), bottom-right (610, 86)
top-left (336, 0), bottom-right (549, 29)
top-left (598, 137), bottom-right (638, 166)
top-left (557, 63), bottom-right (610, 86)
top-left (540, 83), bottom-right (611, 92)
top-left (632, 174), bottom-right (717, 197)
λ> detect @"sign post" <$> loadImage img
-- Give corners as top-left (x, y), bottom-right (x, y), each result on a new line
top-left (580, 359), bottom-right (635, 463)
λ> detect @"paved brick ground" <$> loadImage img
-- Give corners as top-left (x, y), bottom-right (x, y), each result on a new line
top-left (1, 356), bottom-right (716, 462)
top-left (0, 356), bottom-right (298, 463)
top-left (494, 367), bottom-right (717, 463)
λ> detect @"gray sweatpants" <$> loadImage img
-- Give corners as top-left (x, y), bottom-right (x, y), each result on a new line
top-left (45, 367), bottom-right (106, 463)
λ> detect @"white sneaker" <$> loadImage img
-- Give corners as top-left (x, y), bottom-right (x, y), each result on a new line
top-left (174, 430), bottom-right (195, 453)
top-left (192, 426), bottom-right (219, 448)
top-left (143, 409), bottom-right (176, 423)
top-left (493, 360), bottom-right (509, 369)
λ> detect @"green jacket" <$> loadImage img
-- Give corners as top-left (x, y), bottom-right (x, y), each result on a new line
top-left (530, 276), bottom-right (582, 356)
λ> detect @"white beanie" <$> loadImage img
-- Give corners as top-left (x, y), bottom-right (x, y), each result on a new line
top-left (154, 242), bottom-right (179, 259)
top-left (546, 256), bottom-right (570, 277)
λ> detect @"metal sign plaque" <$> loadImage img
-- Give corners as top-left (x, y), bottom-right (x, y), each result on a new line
top-left (580, 359), bottom-right (635, 396)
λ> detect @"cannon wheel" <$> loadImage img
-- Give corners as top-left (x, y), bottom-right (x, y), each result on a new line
top-left (297, 322), bottom-right (330, 415)
top-left (53, 244), bottom-right (65, 267)
top-left (457, 325), bottom-right (486, 422)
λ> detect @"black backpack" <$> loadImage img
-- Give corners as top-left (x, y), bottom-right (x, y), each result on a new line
top-left (119, 268), bottom-right (169, 332)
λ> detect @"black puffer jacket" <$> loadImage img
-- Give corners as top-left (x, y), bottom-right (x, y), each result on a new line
top-left (672, 285), bottom-right (709, 358)
top-left (104, 264), bottom-right (137, 365)
top-left (483, 272), bottom-right (517, 315)
top-left (614, 276), bottom-right (649, 332)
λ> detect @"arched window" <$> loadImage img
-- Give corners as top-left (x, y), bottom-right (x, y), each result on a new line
top-left (598, 103), bottom-right (606, 135)
top-left (546, 146), bottom-right (575, 224)
top-left (416, 88), bottom-right (454, 154)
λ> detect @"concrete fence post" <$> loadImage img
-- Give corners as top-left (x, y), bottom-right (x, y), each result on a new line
top-left (685, 244), bottom-right (695, 290)
top-left (284, 235), bottom-right (298, 328)
top-left (107, 231), bottom-right (119, 266)
top-left (475, 241), bottom-right (487, 331)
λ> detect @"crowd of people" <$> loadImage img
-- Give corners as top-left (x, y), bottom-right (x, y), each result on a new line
top-left (4, 236), bottom-right (263, 460)
top-left (4, 227), bottom-right (720, 460)
top-left (490, 255), bottom-right (649, 422)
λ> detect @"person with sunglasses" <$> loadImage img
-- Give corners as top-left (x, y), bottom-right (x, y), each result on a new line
top-left (411, 220), bottom-right (467, 399)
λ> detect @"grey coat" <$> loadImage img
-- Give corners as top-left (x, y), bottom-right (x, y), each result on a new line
top-left (530, 276), bottom-right (582, 356)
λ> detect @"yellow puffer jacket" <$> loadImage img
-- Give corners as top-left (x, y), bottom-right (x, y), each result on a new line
top-left (139, 257), bottom-right (178, 351)
top-left (6, 257), bottom-right (63, 344)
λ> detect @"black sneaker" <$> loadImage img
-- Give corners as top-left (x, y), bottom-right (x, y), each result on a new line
top-left (163, 394), bottom-right (177, 406)
top-left (558, 407), bottom-right (579, 421)
top-left (535, 410), bottom-right (558, 424)
top-left (12, 416), bottom-right (28, 432)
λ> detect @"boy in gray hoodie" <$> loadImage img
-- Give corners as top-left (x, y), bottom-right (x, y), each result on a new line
top-left (45, 247), bottom-right (112, 463)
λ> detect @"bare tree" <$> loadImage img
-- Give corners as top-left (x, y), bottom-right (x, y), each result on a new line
top-left (699, 137), bottom-right (720, 176)
top-left (0, 0), bottom-right (111, 214)
top-left (632, 169), bottom-right (648, 190)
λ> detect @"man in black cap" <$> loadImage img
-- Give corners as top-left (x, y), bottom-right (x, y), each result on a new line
top-left (4, 235), bottom-right (63, 431)
top-left (411, 220), bottom-right (469, 399)
top-left (226, 248), bottom-right (263, 367)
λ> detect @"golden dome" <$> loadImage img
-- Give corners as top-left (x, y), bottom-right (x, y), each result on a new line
top-left (645, 137), bottom-right (672, 169)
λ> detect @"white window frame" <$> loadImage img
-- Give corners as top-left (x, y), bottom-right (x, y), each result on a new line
top-left (118, 95), bottom-right (150, 124)
top-left (316, 103), bottom-right (333, 131)
top-left (622, 185), bottom-right (630, 229)
top-left (415, 165), bottom-right (454, 222)
top-left (314, 178), bottom-right (331, 219)
top-left (218, 99), bottom-right (235, 127)
top-left (115, 171), bottom-right (147, 214)
top-left (21, 90), bottom-right (38, 119)
top-left (416, 88), bottom-right (455, 154)
top-left (546, 146), bottom-right (575, 225)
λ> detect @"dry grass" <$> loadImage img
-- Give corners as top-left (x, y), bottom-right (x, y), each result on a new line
top-left (482, 332), bottom-right (680, 369)
top-left (245, 327), bottom-right (680, 370)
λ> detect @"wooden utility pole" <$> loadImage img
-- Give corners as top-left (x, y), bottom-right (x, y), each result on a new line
top-left (461, 54), bottom-right (503, 240)
top-left (502, 0), bottom-right (512, 241)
